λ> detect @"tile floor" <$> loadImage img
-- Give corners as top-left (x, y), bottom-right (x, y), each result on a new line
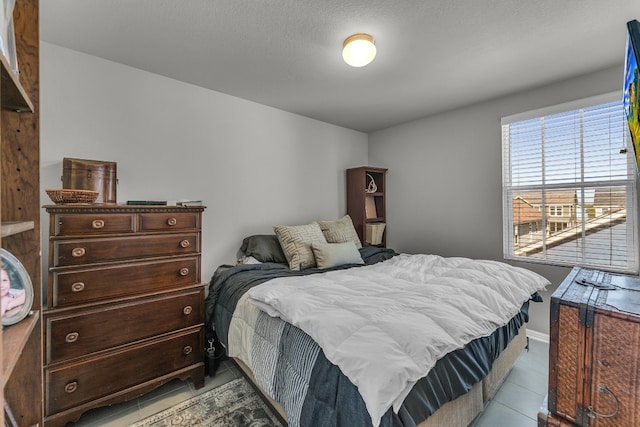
top-left (69, 338), bottom-right (549, 426)
top-left (471, 337), bottom-right (549, 427)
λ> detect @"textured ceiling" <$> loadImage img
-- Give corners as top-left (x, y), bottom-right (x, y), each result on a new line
top-left (41, 0), bottom-right (640, 133)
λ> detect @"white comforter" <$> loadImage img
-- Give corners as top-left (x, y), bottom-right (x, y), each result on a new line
top-left (247, 254), bottom-right (549, 427)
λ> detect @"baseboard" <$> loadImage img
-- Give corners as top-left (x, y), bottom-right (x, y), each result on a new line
top-left (526, 329), bottom-right (549, 343)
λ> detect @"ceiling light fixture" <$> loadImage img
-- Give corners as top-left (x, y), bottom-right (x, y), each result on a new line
top-left (342, 33), bottom-right (376, 67)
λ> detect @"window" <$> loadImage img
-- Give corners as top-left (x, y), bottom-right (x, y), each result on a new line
top-left (548, 206), bottom-right (563, 216)
top-left (502, 93), bottom-right (639, 273)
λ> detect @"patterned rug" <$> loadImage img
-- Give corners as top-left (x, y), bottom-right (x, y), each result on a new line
top-left (129, 377), bottom-right (285, 427)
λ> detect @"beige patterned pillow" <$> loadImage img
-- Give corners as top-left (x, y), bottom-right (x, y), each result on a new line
top-left (274, 222), bottom-right (327, 270)
top-left (317, 215), bottom-right (362, 249)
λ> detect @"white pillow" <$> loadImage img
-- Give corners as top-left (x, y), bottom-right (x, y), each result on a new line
top-left (311, 241), bottom-right (364, 269)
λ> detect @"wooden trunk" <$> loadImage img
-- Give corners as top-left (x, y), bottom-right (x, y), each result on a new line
top-left (62, 157), bottom-right (117, 204)
top-left (539, 394), bottom-right (578, 426)
top-left (539, 411), bottom-right (579, 427)
top-left (548, 267), bottom-right (640, 427)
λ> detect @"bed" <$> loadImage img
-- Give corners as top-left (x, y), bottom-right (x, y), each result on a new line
top-left (205, 222), bottom-right (548, 427)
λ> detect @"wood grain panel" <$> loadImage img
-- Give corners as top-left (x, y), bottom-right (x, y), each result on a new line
top-left (555, 305), bottom-right (582, 422)
top-left (46, 289), bottom-right (203, 363)
top-left (1, 1), bottom-right (41, 426)
top-left (590, 315), bottom-right (640, 426)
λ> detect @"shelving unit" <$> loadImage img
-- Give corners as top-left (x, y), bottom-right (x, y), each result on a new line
top-left (0, 1), bottom-right (42, 426)
top-left (346, 166), bottom-right (387, 247)
top-left (2, 313), bottom-right (38, 386)
top-left (1, 221), bottom-right (34, 237)
top-left (0, 40), bottom-right (33, 113)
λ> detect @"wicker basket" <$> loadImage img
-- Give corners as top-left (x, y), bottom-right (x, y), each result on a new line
top-left (46, 189), bottom-right (99, 205)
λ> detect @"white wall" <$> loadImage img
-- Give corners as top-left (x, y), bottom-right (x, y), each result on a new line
top-left (368, 65), bottom-right (628, 336)
top-left (40, 42), bottom-right (368, 288)
top-left (42, 42), bottom-right (629, 336)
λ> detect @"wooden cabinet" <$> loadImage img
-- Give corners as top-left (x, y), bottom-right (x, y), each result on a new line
top-left (1, 1), bottom-right (42, 426)
top-left (43, 205), bottom-right (206, 427)
top-left (540, 267), bottom-right (640, 427)
top-left (346, 166), bottom-right (387, 247)
top-left (539, 394), bottom-right (578, 426)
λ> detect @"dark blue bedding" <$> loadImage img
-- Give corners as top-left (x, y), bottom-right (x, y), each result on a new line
top-left (205, 247), bottom-right (539, 427)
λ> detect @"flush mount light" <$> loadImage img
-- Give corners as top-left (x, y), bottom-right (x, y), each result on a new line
top-left (342, 33), bottom-right (376, 67)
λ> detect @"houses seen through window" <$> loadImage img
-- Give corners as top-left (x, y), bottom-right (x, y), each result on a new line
top-left (502, 93), bottom-right (639, 273)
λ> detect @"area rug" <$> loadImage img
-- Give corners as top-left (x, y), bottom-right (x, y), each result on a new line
top-left (129, 377), bottom-right (285, 427)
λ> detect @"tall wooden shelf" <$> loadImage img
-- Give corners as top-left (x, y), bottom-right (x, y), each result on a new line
top-left (0, 1), bottom-right (42, 426)
top-left (347, 166), bottom-right (387, 247)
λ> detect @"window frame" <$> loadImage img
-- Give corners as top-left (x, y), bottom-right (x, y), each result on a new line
top-left (548, 206), bottom-right (563, 216)
top-left (501, 92), bottom-right (639, 274)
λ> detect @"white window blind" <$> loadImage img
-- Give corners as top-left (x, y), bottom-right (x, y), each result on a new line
top-left (501, 93), bottom-right (639, 274)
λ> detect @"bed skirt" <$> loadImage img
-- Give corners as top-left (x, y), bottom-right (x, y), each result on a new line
top-left (234, 325), bottom-right (528, 427)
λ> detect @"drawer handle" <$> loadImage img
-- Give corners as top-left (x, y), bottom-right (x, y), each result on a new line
top-left (183, 346), bottom-right (193, 355)
top-left (92, 219), bottom-right (105, 229)
top-left (588, 384), bottom-right (620, 419)
top-left (167, 217), bottom-right (177, 226)
top-left (71, 282), bottom-right (85, 292)
top-left (72, 247), bottom-right (86, 257)
top-left (65, 381), bottom-right (78, 394)
top-left (180, 239), bottom-right (191, 248)
top-left (183, 305), bottom-right (193, 315)
top-left (65, 332), bottom-right (79, 343)
top-left (179, 268), bottom-right (190, 276)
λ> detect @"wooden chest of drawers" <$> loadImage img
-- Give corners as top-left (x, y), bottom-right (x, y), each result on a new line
top-left (545, 267), bottom-right (640, 427)
top-left (43, 205), bottom-right (207, 427)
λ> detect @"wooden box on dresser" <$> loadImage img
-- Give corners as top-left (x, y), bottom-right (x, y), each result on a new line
top-left (539, 266), bottom-right (640, 427)
top-left (43, 205), bottom-right (206, 427)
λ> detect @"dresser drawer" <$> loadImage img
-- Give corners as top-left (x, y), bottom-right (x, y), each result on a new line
top-left (53, 213), bottom-right (136, 236)
top-left (45, 328), bottom-right (202, 415)
top-left (45, 289), bottom-right (203, 363)
top-left (140, 212), bottom-right (200, 231)
top-left (50, 257), bottom-right (200, 307)
top-left (53, 233), bottom-right (200, 266)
